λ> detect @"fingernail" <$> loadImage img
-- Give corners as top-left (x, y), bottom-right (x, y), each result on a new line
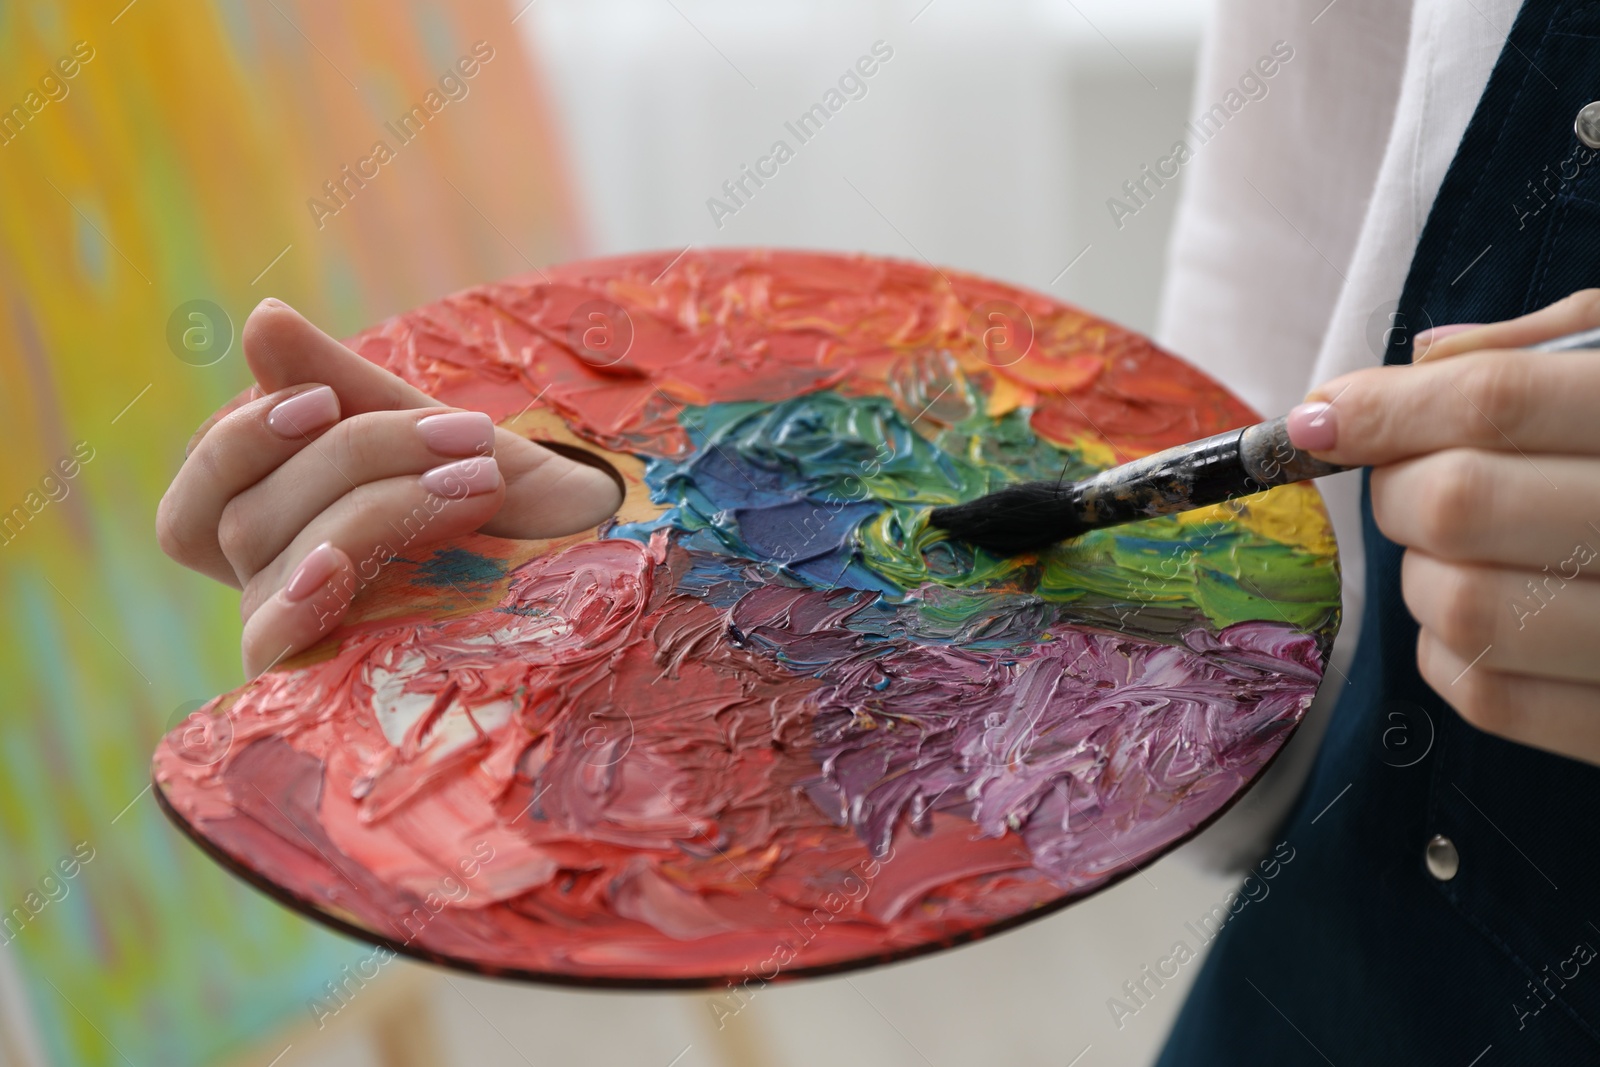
top-left (267, 385), bottom-right (338, 439)
top-left (257, 297), bottom-right (288, 311)
top-left (420, 457), bottom-right (501, 498)
top-left (1413, 322), bottom-right (1480, 348)
top-left (284, 542), bottom-right (340, 602)
top-left (1287, 402), bottom-right (1337, 451)
top-left (417, 411), bottom-right (496, 457)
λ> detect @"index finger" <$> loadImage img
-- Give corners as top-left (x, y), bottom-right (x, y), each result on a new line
top-left (243, 299), bottom-right (436, 414)
top-left (1290, 348), bottom-right (1600, 468)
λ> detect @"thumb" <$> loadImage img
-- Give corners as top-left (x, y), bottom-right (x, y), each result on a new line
top-left (1414, 288), bottom-right (1600, 363)
top-left (490, 435), bottom-right (624, 540)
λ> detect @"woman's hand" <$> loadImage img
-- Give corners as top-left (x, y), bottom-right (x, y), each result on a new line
top-left (157, 299), bottom-right (622, 678)
top-left (1286, 289), bottom-right (1600, 766)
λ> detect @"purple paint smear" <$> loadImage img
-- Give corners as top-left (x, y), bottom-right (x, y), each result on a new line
top-left (732, 583), bottom-right (1320, 887)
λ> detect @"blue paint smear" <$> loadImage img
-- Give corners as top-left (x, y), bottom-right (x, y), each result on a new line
top-left (612, 395), bottom-right (926, 590)
top-left (407, 546), bottom-right (507, 589)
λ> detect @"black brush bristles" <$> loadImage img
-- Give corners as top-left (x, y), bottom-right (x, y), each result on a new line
top-left (928, 481), bottom-right (1088, 555)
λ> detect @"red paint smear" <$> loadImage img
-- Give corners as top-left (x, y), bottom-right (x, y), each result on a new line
top-left (344, 250), bottom-right (1256, 459)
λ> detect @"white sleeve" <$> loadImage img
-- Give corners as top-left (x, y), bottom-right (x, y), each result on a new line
top-left (1156, 0), bottom-right (1413, 414)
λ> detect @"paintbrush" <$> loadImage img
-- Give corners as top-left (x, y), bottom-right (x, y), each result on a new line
top-left (930, 325), bottom-right (1600, 555)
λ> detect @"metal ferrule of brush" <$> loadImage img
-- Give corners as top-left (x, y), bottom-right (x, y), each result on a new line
top-left (1072, 415), bottom-right (1347, 530)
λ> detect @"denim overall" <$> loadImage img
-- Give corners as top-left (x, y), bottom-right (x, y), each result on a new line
top-left (1157, 2), bottom-right (1600, 1063)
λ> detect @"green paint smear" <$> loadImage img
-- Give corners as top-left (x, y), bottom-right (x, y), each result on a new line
top-left (654, 384), bottom-right (1339, 639)
top-left (1036, 525), bottom-right (1340, 633)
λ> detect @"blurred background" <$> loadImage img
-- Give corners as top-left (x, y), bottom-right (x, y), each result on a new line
top-left (0, 1), bottom-right (1246, 1064)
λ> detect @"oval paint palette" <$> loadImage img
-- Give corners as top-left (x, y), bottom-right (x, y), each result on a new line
top-left (153, 250), bottom-right (1340, 987)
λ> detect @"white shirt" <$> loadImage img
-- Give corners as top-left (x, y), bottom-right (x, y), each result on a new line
top-left (1159, 0), bottom-right (1521, 868)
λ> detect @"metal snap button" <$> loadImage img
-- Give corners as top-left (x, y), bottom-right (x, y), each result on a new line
top-left (1577, 102), bottom-right (1600, 150)
top-left (1425, 834), bottom-right (1459, 881)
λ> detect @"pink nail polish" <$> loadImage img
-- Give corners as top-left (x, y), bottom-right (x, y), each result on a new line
top-left (267, 385), bottom-right (338, 439)
top-left (417, 411), bottom-right (496, 457)
top-left (1413, 322), bottom-right (1480, 349)
top-left (284, 543), bottom-right (340, 602)
top-left (1286, 402), bottom-right (1337, 452)
top-left (420, 457), bottom-right (501, 498)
